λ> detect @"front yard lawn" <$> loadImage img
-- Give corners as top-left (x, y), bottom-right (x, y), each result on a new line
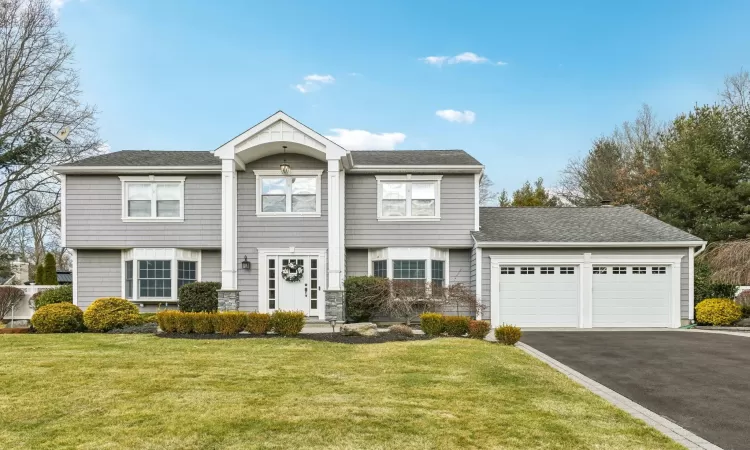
top-left (0, 335), bottom-right (679, 449)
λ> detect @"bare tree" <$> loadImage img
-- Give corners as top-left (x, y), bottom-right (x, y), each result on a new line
top-left (720, 69), bottom-right (750, 113)
top-left (703, 239), bottom-right (750, 285)
top-left (0, 0), bottom-right (101, 240)
top-left (479, 174), bottom-right (498, 206)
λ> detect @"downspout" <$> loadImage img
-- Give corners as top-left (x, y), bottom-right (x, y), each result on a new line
top-left (681, 241), bottom-right (709, 328)
top-left (694, 241), bottom-right (707, 257)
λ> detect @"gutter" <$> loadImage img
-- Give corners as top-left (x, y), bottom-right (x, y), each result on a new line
top-left (348, 164), bottom-right (484, 174)
top-left (473, 241), bottom-right (708, 249)
top-left (51, 166), bottom-right (222, 175)
top-left (694, 241), bottom-right (708, 257)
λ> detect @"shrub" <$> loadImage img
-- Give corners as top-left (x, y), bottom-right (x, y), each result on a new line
top-left (736, 291), bottom-right (750, 319)
top-left (192, 312), bottom-right (216, 334)
top-left (216, 312), bottom-right (247, 335)
top-left (246, 312), bottom-right (271, 335)
top-left (420, 312), bottom-right (444, 336)
top-left (35, 263), bottom-right (44, 284)
top-left (43, 252), bottom-right (58, 285)
top-left (178, 281), bottom-right (221, 312)
top-left (140, 313), bottom-right (158, 324)
top-left (83, 297), bottom-right (141, 332)
top-left (388, 324), bottom-right (414, 337)
top-left (31, 303), bottom-right (84, 333)
top-left (0, 286), bottom-right (24, 318)
top-left (344, 276), bottom-right (389, 322)
top-left (156, 311), bottom-right (181, 333)
top-left (271, 310), bottom-right (305, 336)
top-left (34, 285), bottom-right (73, 309)
top-left (694, 260), bottom-right (736, 302)
top-left (495, 324), bottom-right (522, 345)
top-left (695, 298), bottom-right (742, 326)
top-left (174, 312), bottom-right (194, 334)
top-left (443, 315), bottom-right (470, 337)
top-left (468, 320), bottom-right (491, 340)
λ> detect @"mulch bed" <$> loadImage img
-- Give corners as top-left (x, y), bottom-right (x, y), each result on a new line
top-left (107, 323), bottom-right (159, 334)
top-left (157, 332), bottom-right (433, 344)
top-left (0, 328), bottom-right (31, 334)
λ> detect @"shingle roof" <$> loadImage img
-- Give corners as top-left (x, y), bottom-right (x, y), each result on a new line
top-left (58, 150), bottom-right (220, 167)
top-left (56, 271), bottom-right (73, 284)
top-left (351, 150), bottom-right (481, 166)
top-left (473, 206), bottom-right (702, 243)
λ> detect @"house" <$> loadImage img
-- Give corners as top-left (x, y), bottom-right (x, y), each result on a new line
top-left (53, 111), bottom-right (706, 328)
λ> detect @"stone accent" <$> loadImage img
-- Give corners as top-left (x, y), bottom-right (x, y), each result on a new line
top-left (218, 290), bottom-right (240, 312)
top-left (324, 289), bottom-right (345, 322)
top-left (340, 322), bottom-right (378, 337)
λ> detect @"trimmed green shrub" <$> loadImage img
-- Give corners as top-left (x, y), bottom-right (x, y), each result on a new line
top-left (695, 298), bottom-right (742, 326)
top-left (695, 260), bottom-right (736, 302)
top-left (43, 252), bottom-right (58, 285)
top-left (467, 320), bottom-right (491, 340)
top-left (31, 303), bottom-right (84, 333)
top-left (140, 313), bottom-right (158, 324)
top-left (443, 316), bottom-right (470, 337)
top-left (174, 312), bottom-right (194, 334)
top-left (35, 263), bottom-right (44, 284)
top-left (344, 276), bottom-right (389, 322)
top-left (156, 310), bottom-right (181, 333)
top-left (178, 281), bottom-right (220, 312)
top-left (494, 324), bottom-right (522, 345)
top-left (388, 324), bottom-right (413, 337)
top-left (192, 312), bottom-right (216, 334)
top-left (83, 297), bottom-right (141, 332)
top-left (216, 312), bottom-right (247, 335)
top-left (420, 313), bottom-right (444, 336)
top-left (246, 312), bottom-right (271, 335)
top-left (34, 285), bottom-right (73, 309)
top-left (271, 311), bottom-right (305, 336)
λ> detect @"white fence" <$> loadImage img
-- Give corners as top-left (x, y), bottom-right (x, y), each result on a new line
top-left (2, 285), bottom-right (59, 323)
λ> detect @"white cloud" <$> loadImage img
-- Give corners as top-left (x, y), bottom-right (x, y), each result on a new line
top-left (304, 74), bottom-right (335, 84)
top-left (496, 60), bottom-right (509, 66)
top-left (436, 109), bottom-right (476, 124)
top-left (325, 128), bottom-right (406, 150)
top-left (293, 74), bottom-right (335, 94)
top-left (421, 52), bottom-right (496, 66)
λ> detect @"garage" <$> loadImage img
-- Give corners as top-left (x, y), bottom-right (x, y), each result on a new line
top-left (497, 265), bottom-right (579, 327)
top-left (592, 265), bottom-right (672, 327)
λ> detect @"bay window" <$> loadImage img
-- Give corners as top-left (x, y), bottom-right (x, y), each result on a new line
top-left (376, 175), bottom-right (441, 220)
top-left (255, 170), bottom-right (323, 216)
top-left (122, 249), bottom-right (201, 303)
top-left (367, 248), bottom-right (448, 288)
top-left (120, 176), bottom-right (185, 222)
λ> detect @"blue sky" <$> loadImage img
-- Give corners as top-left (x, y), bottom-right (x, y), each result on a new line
top-left (56, 0), bottom-right (750, 192)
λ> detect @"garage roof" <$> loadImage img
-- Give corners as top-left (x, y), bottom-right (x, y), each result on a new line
top-left (474, 206), bottom-right (703, 244)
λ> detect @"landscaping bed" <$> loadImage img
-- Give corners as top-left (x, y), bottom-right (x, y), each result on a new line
top-left (158, 331), bottom-right (433, 344)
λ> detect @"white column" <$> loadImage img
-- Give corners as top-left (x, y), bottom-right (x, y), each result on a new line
top-left (220, 158), bottom-right (238, 290)
top-left (475, 247), bottom-right (482, 320)
top-left (580, 252), bottom-right (593, 328)
top-left (327, 158), bottom-right (343, 290)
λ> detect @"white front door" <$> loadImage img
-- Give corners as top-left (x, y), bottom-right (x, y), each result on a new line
top-left (272, 256), bottom-right (321, 317)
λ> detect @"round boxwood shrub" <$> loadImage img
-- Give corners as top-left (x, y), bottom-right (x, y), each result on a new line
top-left (84, 297), bottom-right (141, 332)
top-left (178, 282), bottom-right (220, 312)
top-left (443, 316), bottom-right (470, 337)
top-left (31, 303), bottom-right (84, 333)
top-left (695, 298), bottom-right (742, 326)
top-left (34, 285), bottom-right (73, 309)
top-left (270, 311), bottom-right (305, 336)
top-left (344, 276), bottom-right (389, 322)
top-left (467, 320), bottom-right (491, 340)
top-left (495, 324), bottom-right (522, 345)
top-left (420, 313), bottom-right (444, 336)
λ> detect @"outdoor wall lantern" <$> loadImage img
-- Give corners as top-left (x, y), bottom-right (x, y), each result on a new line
top-left (241, 256), bottom-right (251, 271)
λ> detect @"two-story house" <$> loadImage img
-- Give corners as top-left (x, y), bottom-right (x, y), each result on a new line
top-left (54, 111), bottom-right (706, 329)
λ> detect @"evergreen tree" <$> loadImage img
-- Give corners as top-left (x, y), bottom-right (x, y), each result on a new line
top-left (43, 252), bottom-right (57, 285)
top-left (35, 263), bottom-right (45, 284)
top-left (499, 178), bottom-right (561, 207)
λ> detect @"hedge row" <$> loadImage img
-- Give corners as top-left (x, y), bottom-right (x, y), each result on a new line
top-left (156, 310), bottom-right (305, 336)
top-left (419, 313), bottom-right (519, 344)
top-left (31, 297), bottom-right (140, 333)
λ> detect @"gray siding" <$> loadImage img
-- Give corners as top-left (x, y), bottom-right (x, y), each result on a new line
top-left (345, 174), bottom-right (475, 247)
top-left (480, 247), bottom-right (691, 321)
top-left (470, 248), bottom-right (477, 296)
top-left (201, 250), bottom-right (221, 282)
top-left (237, 154), bottom-right (328, 311)
top-left (345, 249), bottom-right (368, 277)
top-left (66, 174), bottom-right (221, 248)
top-left (449, 249), bottom-right (471, 285)
top-left (77, 250), bottom-right (121, 308)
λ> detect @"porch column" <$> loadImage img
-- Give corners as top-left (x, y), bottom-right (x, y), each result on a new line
top-left (325, 158), bottom-right (345, 321)
top-left (219, 158), bottom-right (239, 310)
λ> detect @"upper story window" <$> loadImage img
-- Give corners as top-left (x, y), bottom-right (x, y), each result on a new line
top-left (376, 175), bottom-right (442, 221)
top-left (254, 170), bottom-right (323, 217)
top-left (119, 176), bottom-right (185, 223)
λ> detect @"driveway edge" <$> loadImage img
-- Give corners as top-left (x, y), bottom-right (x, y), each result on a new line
top-left (517, 342), bottom-right (722, 450)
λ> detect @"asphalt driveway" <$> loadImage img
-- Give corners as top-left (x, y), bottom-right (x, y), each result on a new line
top-left (521, 331), bottom-right (750, 450)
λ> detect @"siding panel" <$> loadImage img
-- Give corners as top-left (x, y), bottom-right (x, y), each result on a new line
top-left (77, 250), bottom-right (121, 308)
top-left (201, 250), bottom-right (221, 282)
top-left (345, 249), bottom-right (368, 277)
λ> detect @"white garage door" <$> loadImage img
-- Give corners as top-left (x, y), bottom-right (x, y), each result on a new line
top-left (497, 265), bottom-right (579, 327)
top-left (592, 265), bottom-right (671, 327)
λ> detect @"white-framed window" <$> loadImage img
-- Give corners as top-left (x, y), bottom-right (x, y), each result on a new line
top-left (500, 266), bottom-right (515, 275)
top-left (373, 260), bottom-right (387, 278)
top-left (613, 266), bottom-right (627, 275)
top-left (520, 267), bottom-right (535, 275)
top-left (376, 175), bottom-right (442, 221)
top-left (652, 266), bottom-right (667, 275)
top-left (593, 266), bottom-right (607, 275)
top-left (367, 247), bottom-right (448, 288)
top-left (254, 170), bottom-right (323, 217)
top-left (119, 176), bottom-right (185, 222)
top-left (632, 267), bottom-right (647, 274)
top-left (540, 267), bottom-right (554, 275)
top-left (122, 248), bottom-right (201, 302)
top-left (560, 267), bottom-right (575, 275)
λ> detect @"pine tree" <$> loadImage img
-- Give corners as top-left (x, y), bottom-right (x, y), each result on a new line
top-left (35, 263), bottom-right (45, 284)
top-left (43, 252), bottom-right (57, 285)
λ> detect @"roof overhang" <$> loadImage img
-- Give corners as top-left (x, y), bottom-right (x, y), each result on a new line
top-left (349, 164), bottom-right (484, 174)
top-left (472, 239), bottom-right (708, 249)
top-left (52, 166), bottom-right (221, 175)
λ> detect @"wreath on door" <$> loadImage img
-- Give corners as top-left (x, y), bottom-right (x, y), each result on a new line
top-left (281, 260), bottom-right (305, 282)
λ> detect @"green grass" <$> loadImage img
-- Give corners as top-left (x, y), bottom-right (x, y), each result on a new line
top-left (0, 335), bottom-right (680, 449)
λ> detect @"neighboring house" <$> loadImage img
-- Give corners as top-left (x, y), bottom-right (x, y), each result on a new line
top-left (53, 111), bottom-right (706, 328)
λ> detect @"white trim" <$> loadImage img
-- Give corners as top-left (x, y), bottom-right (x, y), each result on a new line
top-left (71, 249), bottom-right (78, 306)
top-left (375, 174), bottom-right (442, 221)
top-left (688, 247), bottom-right (695, 321)
top-left (122, 248), bottom-right (201, 303)
top-left (53, 166), bottom-right (220, 175)
top-left (254, 169), bottom-right (323, 217)
top-left (349, 165), bottom-right (483, 174)
top-left (60, 174), bottom-right (67, 247)
top-left (327, 159), bottom-right (343, 290)
top-left (220, 159), bottom-right (238, 290)
top-left (257, 248), bottom-right (328, 319)
top-left (477, 241), bottom-right (706, 248)
top-left (366, 247), bottom-right (449, 287)
top-left (119, 175), bottom-right (186, 223)
top-left (474, 172), bottom-right (480, 232)
top-left (475, 247), bottom-right (482, 320)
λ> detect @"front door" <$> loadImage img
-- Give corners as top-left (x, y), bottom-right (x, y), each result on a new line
top-left (274, 256), bottom-right (321, 317)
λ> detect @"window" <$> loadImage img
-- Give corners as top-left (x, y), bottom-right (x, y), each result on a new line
top-left (120, 176), bottom-right (184, 221)
top-left (652, 266), bottom-right (667, 275)
top-left (310, 259), bottom-right (318, 310)
top-left (632, 267), bottom-right (646, 274)
top-left (125, 261), bottom-right (133, 299)
top-left (520, 267), bottom-right (535, 275)
top-left (500, 267), bottom-right (515, 275)
top-left (613, 267), bottom-right (627, 275)
top-left (373, 260), bottom-right (387, 278)
top-left (393, 260), bottom-right (426, 286)
top-left (268, 258), bottom-right (276, 310)
top-left (377, 176), bottom-right (441, 220)
top-left (540, 267), bottom-right (554, 275)
top-left (593, 266), bottom-right (607, 274)
top-left (138, 260), bottom-right (171, 298)
top-left (256, 171), bottom-right (322, 216)
top-left (431, 260), bottom-right (445, 288)
top-left (560, 267), bottom-right (575, 275)
top-left (177, 261), bottom-right (196, 289)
